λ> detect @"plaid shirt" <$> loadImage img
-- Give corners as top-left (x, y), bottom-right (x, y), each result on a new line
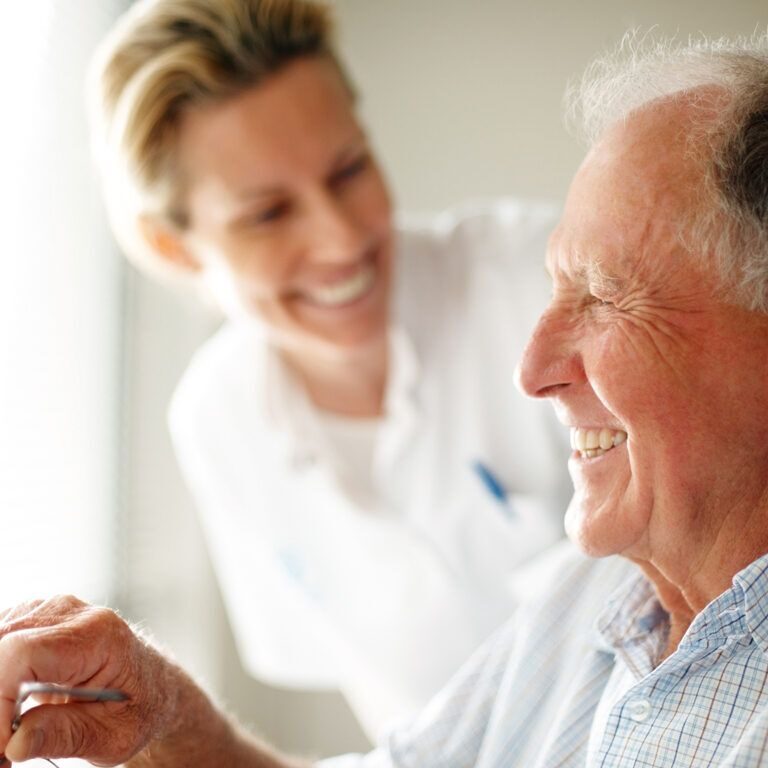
top-left (318, 543), bottom-right (768, 767)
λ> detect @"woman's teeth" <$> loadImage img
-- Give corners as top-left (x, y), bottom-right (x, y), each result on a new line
top-left (305, 265), bottom-right (376, 307)
top-left (570, 427), bottom-right (627, 459)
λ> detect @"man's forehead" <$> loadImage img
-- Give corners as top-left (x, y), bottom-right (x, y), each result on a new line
top-left (545, 99), bottom-right (710, 290)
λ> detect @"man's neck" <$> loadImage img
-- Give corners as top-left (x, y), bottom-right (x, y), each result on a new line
top-left (632, 499), bottom-right (768, 661)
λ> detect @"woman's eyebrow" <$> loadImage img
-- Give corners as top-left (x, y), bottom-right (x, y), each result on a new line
top-left (328, 135), bottom-right (369, 167)
top-left (233, 137), bottom-right (369, 201)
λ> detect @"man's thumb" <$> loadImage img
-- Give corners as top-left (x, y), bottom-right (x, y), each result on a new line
top-left (5, 724), bottom-right (44, 762)
top-left (5, 705), bottom-right (110, 763)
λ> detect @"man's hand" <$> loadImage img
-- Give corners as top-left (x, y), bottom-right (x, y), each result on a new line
top-left (0, 595), bottom-right (182, 765)
top-left (0, 596), bottom-right (309, 767)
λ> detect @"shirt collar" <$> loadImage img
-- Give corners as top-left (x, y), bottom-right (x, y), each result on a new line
top-left (595, 551), bottom-right (768, 664)
top-left (382, 325), bottom-right (420, 422)
top-left (733, 552), bottom-right (768, 656)
top-left (675, 552), bottom-right (768, 655)
top-left (595, 569), bottom-right (667, 653)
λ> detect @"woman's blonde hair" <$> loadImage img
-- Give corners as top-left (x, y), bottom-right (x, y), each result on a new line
top-left (89, 0), bottom-right (347, 277)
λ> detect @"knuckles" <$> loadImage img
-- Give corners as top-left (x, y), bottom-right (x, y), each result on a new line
top-left (0, 595), bottom-right (90, 636)
top-left (86, 605), bottom-right (126, 636)
top-left (0, 596), bottom-right (137, 693)
top-left (48, 594), bottom-right (89, 612)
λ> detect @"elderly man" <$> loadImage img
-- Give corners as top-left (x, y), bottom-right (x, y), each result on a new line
top-left (3, 33), bottom-right (768, 768)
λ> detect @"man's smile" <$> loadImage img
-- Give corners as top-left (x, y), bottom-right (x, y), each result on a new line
top-left (570, 426), bottom-right (628, 459)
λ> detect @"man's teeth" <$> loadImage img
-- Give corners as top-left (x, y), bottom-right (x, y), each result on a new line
top-left (306, 265), bottom-right (375, 307)
top-left (570, 427), bottom-right (627, 459)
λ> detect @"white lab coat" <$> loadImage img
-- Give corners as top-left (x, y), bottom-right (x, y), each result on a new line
top-left (169, 199), bottom-right (572, 736)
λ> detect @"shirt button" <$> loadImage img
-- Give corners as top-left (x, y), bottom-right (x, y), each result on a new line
top-left (627, 697), bottom-right (652, 722)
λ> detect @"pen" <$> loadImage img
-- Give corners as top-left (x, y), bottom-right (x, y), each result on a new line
top-left (472, 460), bottom-right (513, 513)
top-left (11, 683), bottom-right (129, 732)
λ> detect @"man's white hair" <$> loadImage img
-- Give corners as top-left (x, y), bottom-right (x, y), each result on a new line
top-left (566, 30), bottom-right (768, 313)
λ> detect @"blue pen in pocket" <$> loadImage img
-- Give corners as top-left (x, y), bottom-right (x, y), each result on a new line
top-left (472, 460), bottom-right (514, 516)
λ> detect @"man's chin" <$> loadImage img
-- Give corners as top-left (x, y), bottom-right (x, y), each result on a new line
top-left (564, 501), bottom-right (624, 559)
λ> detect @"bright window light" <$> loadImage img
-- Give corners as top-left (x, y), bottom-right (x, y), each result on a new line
top-left (0, 2), bottom-right (124, 607)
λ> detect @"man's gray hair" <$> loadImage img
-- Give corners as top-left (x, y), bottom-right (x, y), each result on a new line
top-left (567, 30), bottom-right (768, 313)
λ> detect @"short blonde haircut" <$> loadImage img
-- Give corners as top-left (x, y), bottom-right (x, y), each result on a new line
top-left (89, 0), bottom-right (347, 277)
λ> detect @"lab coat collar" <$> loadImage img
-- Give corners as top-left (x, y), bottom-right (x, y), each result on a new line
top-left (260, 325), bottom-right (422, 473)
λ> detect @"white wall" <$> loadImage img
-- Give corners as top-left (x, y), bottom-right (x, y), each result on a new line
top-left (336, 0), bottom-right (768, 211)
top-left (121, 0), bottom-right (768, 759)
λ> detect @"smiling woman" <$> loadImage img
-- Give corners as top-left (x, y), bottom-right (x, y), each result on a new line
top-left (169, 57), bottom-right (394, 375)
top-left (88, 0), bottom-right (571, 741)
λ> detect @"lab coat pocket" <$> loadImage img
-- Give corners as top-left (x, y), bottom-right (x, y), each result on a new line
top-left (438, 463), bottom-right (564, 613)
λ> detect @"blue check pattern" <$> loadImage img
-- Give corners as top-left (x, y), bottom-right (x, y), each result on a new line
top-left (318, 544), bottom-right (768, 767)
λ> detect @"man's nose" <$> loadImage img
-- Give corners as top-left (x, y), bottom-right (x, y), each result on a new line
top-left (515, 305), bottom-right (584, 399)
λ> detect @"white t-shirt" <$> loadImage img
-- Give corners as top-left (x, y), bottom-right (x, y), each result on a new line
top-left (169, 199), bottom-right (573, 735)
top-left (315, 411), bottom-right (380, 507)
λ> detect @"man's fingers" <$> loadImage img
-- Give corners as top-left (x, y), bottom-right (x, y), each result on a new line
top-left (0, 633), bottom-right (36, 750)
top-left (0, 600), bottom-right (133, 706)
top-left (0, 598), bottom-right (162, 765)
top-left (0, 596), bottom-right (87, 636)
top-left (5, 702), bottom-right (142, 765)
top-left (0, 600), bottom-right (45, 627)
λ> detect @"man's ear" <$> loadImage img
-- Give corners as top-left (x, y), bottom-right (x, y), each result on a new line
top-left (138, 214), bottom-right (202, 274)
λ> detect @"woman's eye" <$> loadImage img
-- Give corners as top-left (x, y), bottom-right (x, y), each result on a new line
top-left (248, 202), bottom-right (289, 225)
top-left (331, 154), bottom-right (369, 185)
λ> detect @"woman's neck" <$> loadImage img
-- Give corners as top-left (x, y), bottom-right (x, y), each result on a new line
top-left (281, 338), bottom-right (388, 418)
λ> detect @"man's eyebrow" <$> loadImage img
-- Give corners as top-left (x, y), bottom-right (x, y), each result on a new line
top-left (586, 260), bottom-right (626, 296)
top-left (545, 250), bottom-right (628, 296)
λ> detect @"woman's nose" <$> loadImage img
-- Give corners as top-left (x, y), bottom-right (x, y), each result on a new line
top-left (515, 305), bottom-right (584, 399)
top-left (306, 193), bottom-right (367, 262)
